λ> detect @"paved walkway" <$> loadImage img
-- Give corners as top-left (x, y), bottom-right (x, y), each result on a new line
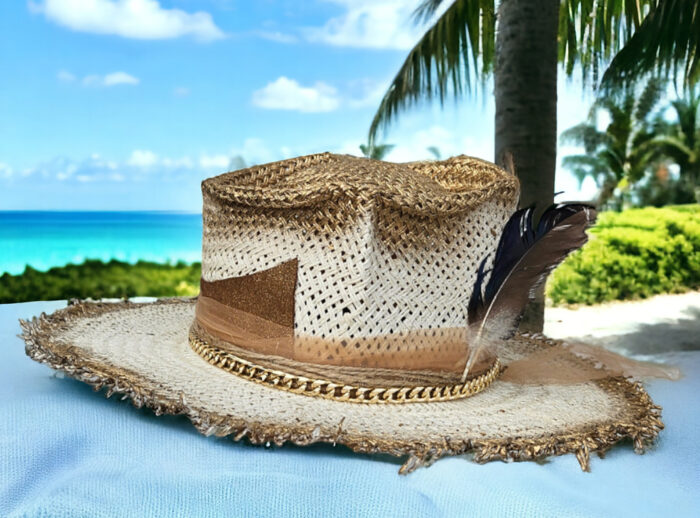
top-left (545, 291), bottom-right (700, 358)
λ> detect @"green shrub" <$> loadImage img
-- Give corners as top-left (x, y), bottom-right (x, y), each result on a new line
top-left (547, 204), bottom-right (700, 305)
top-left (0, 259), bottom-right (201, 303)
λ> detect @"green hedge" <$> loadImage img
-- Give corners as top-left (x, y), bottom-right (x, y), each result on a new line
top-left (547, 205), bottom-right (700, 305)
top-left (0, 259), bottom-right (201, 304)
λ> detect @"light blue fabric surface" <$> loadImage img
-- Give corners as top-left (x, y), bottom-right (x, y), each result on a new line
top-left (1, 301), bottom-right (698, 518)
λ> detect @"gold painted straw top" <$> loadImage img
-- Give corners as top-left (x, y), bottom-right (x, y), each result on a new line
top-left (202, 152), bottom-right (519, 215)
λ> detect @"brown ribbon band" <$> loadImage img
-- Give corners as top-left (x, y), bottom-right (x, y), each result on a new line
top-left (195, 295), bottom-right (496, 375)
top-left (197, 258), bottom-right (496, 379)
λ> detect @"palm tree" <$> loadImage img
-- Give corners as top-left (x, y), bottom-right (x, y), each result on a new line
top-left (228, 155), bottom-right (247, 171)
top-left (359, 143), bottom-right (395, 160)
top-left (644, 86), bottom-right (700, 203)
top-left (427, 146), bottom-right (442, 160)
top-left (368, 0), bottom-right (699, 331)
top-left (560, 79), bottom-right (665, 209)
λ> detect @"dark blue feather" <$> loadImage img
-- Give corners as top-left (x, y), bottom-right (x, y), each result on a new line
top-left (463, 202), bottom-right (597, 379)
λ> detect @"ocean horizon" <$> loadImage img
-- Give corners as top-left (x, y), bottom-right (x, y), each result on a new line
top-left (0, 211), bottom-right (203, 275)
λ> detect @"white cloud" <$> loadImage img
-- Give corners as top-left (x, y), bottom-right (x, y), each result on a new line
top-left (0, 163), bottom-right (13, 179)
top-left (55, 163), bottom-right (77, 180)
top-left (124, 145), bottom-right (275, 174)
top-left (251, 75), bottom-right (389, 114)
top-left (386, 126), bottom-right (465, 162)
top-left (57, 69), bottom-right (76, 82)
top-left (173, 86), bottom-right (190, 97)
top-left (335, 141), bottom-right (366, 157)
top-left (27, 155), bottom-right (119, 182)
top-left (2, 140), bottom-right (287, 190)
top-left (103, 71), bottom-right (140, 86)
top-left (162, 156), bottom-right (194, 168)
top-left (256, 31), bottom-right (298, 44)
top-left (127, 149), bottom-right (159, 167)
top-left (81, 74), bottom-right (101, 86)
top-left (252, 77), bottom-right (340, 113)
top-left (232, 138), bottom-right (278, 166)
top-left (59, 70), bottom-right (140, 87)
top-left (18, 153), bottom-right (163, 184)
top-left (198, 139), bottom-right (278, 171)
top-left (199, 154), bottom-right (229, 169)
top-left (18, 153), bottom-right (145, 183)
top-left (127, 150), bottom-right (198, 170)
top-left (304, 0), bottom-right (434, 50)
top-left (30, 0), bottom-right (225, 42)
top-left (83, 71), bottom-right (139, 87)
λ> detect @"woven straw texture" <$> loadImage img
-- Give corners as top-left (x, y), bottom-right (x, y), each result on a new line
top-left (199, 153), bottom-right (519, 372)
top-left (21, 299), bottom-right (663, 473)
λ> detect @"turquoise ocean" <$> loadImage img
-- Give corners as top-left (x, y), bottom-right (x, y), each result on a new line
top-left (0, 212), bottom-right (202, 275)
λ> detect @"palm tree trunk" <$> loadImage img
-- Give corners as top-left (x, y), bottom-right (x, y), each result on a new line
top-left (494, 0), bottom-right (560, 332)
top-left (598, 178), bottom-right (618, 209)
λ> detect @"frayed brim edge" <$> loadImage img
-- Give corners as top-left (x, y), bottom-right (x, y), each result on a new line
top-left (19, 298), bottom-right (664, 474)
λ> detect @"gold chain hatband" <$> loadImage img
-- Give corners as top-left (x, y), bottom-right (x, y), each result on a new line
top-left (189, 331), bottom-right (501, 404)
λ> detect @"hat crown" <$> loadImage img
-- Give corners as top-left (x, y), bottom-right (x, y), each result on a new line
top-left (202, 152), bottom-right (518, 215)
top-left (197, 153), bottom-right (518, 376)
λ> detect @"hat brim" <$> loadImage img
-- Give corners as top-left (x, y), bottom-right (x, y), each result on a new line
top-left (20, 298), bottom-right (662, 473)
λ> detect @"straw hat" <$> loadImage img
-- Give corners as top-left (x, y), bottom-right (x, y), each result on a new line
top-left (20, 153), bottom-right (662, 473)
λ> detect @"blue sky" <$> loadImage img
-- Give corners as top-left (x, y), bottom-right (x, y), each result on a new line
top-left (0, 0), bottom-right (599, 211)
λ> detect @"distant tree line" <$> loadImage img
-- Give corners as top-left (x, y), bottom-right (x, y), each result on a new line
top-left (562, 80), bottom-right (699, 209)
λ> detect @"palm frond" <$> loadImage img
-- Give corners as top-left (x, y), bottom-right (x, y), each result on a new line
top-left (670, 87), bottom-right (700, 144)
top-left (368, 0), bottom-right (496, 145)
top-left (634, 77), bottom-right (666, 121)
top-left (562, 154), bottom-right (609, 186)
top-left (413, 0), bottom-right (449, 23)
top-left (560, 122), bottom-right (605, 152)
top-left (562, 154), bottom-right (607, 169)
top-left (558, 0), bottom-right (653, 84)
top-left (598, 148), bottom-right (626, 178)
top-left (359, 143), bottom-right (395, 160)
top-left (427, 146), bottom-right (442, 159)
top-left (600, 0), bottom-right (700, 89)
top-left (630, 128), bottom-right (656, 150)
top-left (647, 135), bottom-right (695, 161)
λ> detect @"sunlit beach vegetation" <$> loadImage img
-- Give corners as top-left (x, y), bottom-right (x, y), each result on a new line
top-left (548, 205), bottom-right (700, 305)
top-left (0, 260), bottom-right (200, 304)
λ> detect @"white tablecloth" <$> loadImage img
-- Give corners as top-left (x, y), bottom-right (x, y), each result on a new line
top-left (1, 301), bottom-right (698, 517)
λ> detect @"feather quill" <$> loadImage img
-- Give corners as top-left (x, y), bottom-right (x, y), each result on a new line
top-left (462, 203), bottom-right (597, 381)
